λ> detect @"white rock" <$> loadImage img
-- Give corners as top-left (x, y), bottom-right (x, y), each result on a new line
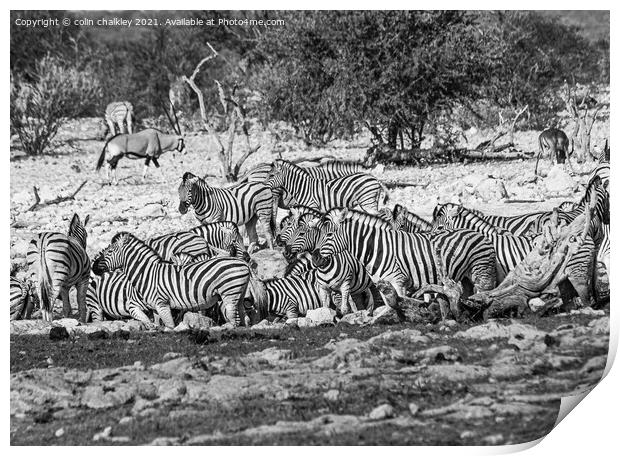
top-left (339, 310), bottom-right (372, 325)
top-left (370, 305), bottom-right (400, 325)
top-left (182, 312), bottom-right (216, 330)
top-left (55, 428), bottom-right (65, 438)
top-left (368, 403), bottom-right (395, 421)
top-left (323, 389), bottom-right (340, 401)
top-left (474, 178), bottom-right (508, 201)
top-left (295, 317), bottom-right (316, 328)
top-left (528, 297), bottom-right (546, 312)
top-left (52, 318), bottom-right (80, 329)
top-left (408, 403), bottom-right (419, 416)
top-left (306, 308), bottom-right (336, 325)
top-left (544, 166), bottom-right (577, 194)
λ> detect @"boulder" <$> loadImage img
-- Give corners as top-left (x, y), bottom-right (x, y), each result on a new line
top-left (306, 308), bottom-right (336, 325)
top-left (474, 178), bottom-right (508, 201)
top-left (369, 305), bottom-right (400, 325)
top-left (182, 312), bottom-right (216, 331)
top-left (339, 310), bottom-right (372, 325)
top-left (367, 404), bottom-right (395, 421)
top-left (544, 166), bottom-right (577, 194)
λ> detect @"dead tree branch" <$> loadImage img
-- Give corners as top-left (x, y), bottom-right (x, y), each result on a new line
top-left (27, 180), bottom-right (88, 212)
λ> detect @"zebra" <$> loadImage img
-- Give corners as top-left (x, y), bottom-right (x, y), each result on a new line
top-left (593, 223), bottom-right (610, 303)
top-left (147, 231), bottom-right (214, 262)
top-left (437, 204), bottom-right (597, 302)
top-left (588, 163), bottom-right (609, 192)
top-left (386, 204), bottom-right (433, 232)
top-left (311, 249), bottom-right (384, 315)
top-left (277, 205), bottom-right (324, 247)
top-left (86, 270), bottom-right (153, 325)
top-left (92, 232), bottom-right (252, 327)
top-left (26, 214), bottom-right (90, 322)
top-left (188, 222), bottom-right (248, 260)
top-left (314, 208), bottom-right (497, 297)
top-left (10, 276), bottom-right (35, 320)
top-left (105, 101), bottom-right (134, 137)
top-left (178, 172), bottom-right (275, 251)
top-left (248, 269), bottom-right (322, 321)
top-left (266, 159), bottom-right (389, 214)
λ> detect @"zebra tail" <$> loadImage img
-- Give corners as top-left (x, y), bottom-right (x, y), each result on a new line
top-left (96, 136), bottom-right (114, 171)
top-left (247, 272), bottom-right (268, 319)
top-left (38, 242), bottom-right (53, 314)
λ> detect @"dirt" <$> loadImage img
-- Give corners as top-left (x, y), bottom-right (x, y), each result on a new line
top-left (10, 113), bottom-right (610, 445)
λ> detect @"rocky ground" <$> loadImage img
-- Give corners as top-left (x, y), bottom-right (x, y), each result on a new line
top-left (10, 116), bottom-right (610, 445)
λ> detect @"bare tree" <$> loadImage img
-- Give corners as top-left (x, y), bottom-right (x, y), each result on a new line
top-left (562, 82), bottom-right (603, 163)
top-left (183, 42), bottom-right (260, 182)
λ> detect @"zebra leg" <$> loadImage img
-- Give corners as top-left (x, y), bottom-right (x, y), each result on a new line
top-left (60, 289), bottom-right (72, 318)
top-left (341, 280), bottom-right (354, 314)
top-left (75, 279), bottom-right (89, 323)
top-left (129, 306), bottom-right (156, 328)
top-left (154, 302), bottom-right (175, 328)
top-left (318, 285), bottom-right (331, 309)
top-left (246, 216), bottom-right (260, 253)
top-left (126, 113), bottom-right (134, 134)
top-left (258, 210), bottom-right (275, 249)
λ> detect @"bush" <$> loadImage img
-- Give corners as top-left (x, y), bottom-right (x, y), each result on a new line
top-left (10, 56), bottom-right (102, 155)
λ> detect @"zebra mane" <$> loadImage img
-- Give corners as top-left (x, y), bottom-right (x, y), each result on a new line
top-left (274, 159), bottom-right (312, 177)
top-left (283, 252), bottom-right (315, 277)
top-left (326, 207), bottom-right (394, 230)
top-left (68, 213), bottom-right (89, 249)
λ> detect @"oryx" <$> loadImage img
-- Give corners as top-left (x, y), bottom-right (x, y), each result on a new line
top-left (95, 129), bottom-right (185, 185)
top-left (96, 100), bottom-right (185, 185)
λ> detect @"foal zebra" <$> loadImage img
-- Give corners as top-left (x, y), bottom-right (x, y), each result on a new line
top-left (105, 101), bottom-right (134, 137)
top-left (178, 172), bottom-right (275, 251)
top-left (266, 159), bottom-right (389, 213)
top-left (92, 232), bottom-right (251, 327)
top-left (26, 214), bottom-right (90, 322)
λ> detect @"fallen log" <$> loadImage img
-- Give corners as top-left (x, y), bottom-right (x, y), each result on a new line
top-left (27, 180), bottom-right (88, 212)
top-left (463, 206), bottom-right (592, 318)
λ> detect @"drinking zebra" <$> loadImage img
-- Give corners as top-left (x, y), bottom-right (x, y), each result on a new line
top-left (277, 206), bottom-right (324, 247)
top-left (313, 208), bottom-right (497, 297)
top-left (178, 172), bottom-right (275, 251)
top-left (385, 204), bottom-right (433, 232)
top-left (92, 232), bottom-right (252, 327)
top-left (26, 214), bottom-right (90, 322)
top-left (10, 276), bottom-right (35, 320)
top-left (105, 101), bottom-right (134, 137)
top-left (265, 159), bottom-right (389, 213)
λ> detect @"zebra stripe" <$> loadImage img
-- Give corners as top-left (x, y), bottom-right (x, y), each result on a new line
top-left (105, 101), bottom-right (134, 136)
top-left (92, 232), bottom-right (251, 327)
top-left (588, 163), bottom-right (609, 192)
top-left (147, 232), bottom-right (213, 262)
top-left (317, 208), bottom-right (497, 296)
top-left (178, 172), bottom-right (275, 249)
top-left (86, 270), bottom-right (152, 324)
top-left (10, 277), bottom-right (35, 320)
top-left (266, 160), bottom-right (388, 213)
top-left (26, 214), bottom-right (90, 322)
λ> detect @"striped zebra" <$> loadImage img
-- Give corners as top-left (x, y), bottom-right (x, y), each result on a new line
top-left (86, 270), bottom-right (153, 325)
top-left (249, 269), bottom-right (322, 321)
top-left (266, 159), bottom-right (389, 213)
top-left (92, 232), bottom-right (252, 327)
top-left (437, 204), bottom-right (597, 303)
top-left (105, 101), bottom-right (134, 137)
top-left (147, 232), bottom-right (214, 262)
top-left (593, 223), bottom-right (610, 303)
top-left (588, 163), bottom-right (609, 192)
top-left (277, 206), bottom-right (324, 247)
top-left (315, 208), bottom-right (497, 297)
top-left (10, 277), bottom-right (35, 320)
top-left (387, 204), bottom-right (433, 232)
top-left (311, 249), bottom-right (384, 315)
top-left (26, 214), bottom-right (90, 322)
top-left (240, 160), bottom-right (367, 183)
top-left (178, 172), bottom-right (275, 251)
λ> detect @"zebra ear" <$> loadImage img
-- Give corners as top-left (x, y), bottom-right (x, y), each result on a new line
top-left (182, 172), bottom-right (195, 182)
top-left (84, 215), bottom-right (90, 227)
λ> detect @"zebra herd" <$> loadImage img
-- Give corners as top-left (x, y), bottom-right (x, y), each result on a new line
top-left (10, 154), bottom-right (610, 328)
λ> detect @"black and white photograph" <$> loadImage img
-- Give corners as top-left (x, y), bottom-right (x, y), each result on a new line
top-left (9, 9), bottom-right (611, 446)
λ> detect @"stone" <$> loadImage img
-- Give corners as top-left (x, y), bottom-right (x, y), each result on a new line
top-left (82, 385), bottom-right (135, 409)
top-left (474, 178), bottom-right (508, 201)
top-left (544, 166), bottom-right (577, 194)
top-left (55, 428), bottom-right (65, 438)
top-left (149, 437), bottom-right (181, 446)
top-left (49, 326), bottom-right (70, 341)
top-left (455, 321), bottom-right (544, 342)
top-left (295, 317), bottom-right (315, 328)
top-left (93, 426), bottom-right (112, 442)
top-left (182, 312), bottom-right (216, 330)
top-left (53, 318), bottom-right (80, 329)
top-left (135, 204), bottom-right (166, 218)
top-left (163, 352), bottom-right (182, 361)
top-left (323, 389), bottom-right (340, 401)
top-left (368, 404), bottom-right (395, 421)
top-left (339, 310), bottom-right (372, 325)
top-left (118, 416), bottom-right (134, 426)
top-left (482, 433), bottom-right (504, 445)
top-left (369, 305), bottom-right (401, 325)
top-left (248, 347), bottom-right (294, 364)
top-left (408, 403), bottom-right (419, 416)
top-left (588, 317), bottom-right (609, 335)
top-left (528, 297), bottom-right (546, 312)
top-left (306, 308), bottom-right (336, 325)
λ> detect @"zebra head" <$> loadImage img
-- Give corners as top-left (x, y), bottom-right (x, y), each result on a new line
top-left (283, 213), bottom-right (325, 260)
top-left (317, 209), bottom-right (349, 257)
top-left (220, 225), bottom-right (249, 261)
top-left (92, 232), bottom-right (131, 275)
top-left (265, 159), bottom-right (287, 189)
top-left (432, 203), bottom-right (459, 230)
top-left (178, 172), bottom-right (200, 214)
top-left (68, 213), bottom-right (90, 249)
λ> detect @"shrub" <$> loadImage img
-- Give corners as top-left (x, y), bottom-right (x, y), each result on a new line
top-left (10, 56), bottom-right (102, 155)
